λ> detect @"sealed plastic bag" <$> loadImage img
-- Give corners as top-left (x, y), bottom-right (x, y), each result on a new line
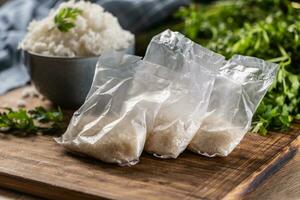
top-left (188, 55), bottom-right (278, 157)
top-left (143, 30), bottom-right (225, 158)
top-left (144, 29), bottom-right (225, 73)
top-left (56, 52), bottom-right (178, 165)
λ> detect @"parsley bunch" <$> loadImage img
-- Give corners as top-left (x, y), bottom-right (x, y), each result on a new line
top-left (0, 107), bottom-right (64, 135)
top-left (176, 0), bottom-right (300, 134)
top-left (54, 7), bottom-right (83, 32)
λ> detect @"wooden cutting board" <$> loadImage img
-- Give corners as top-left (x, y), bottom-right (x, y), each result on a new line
top-left (0, 86), bottom-right (299, 200)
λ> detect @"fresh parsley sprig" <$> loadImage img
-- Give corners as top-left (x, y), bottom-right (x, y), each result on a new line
top-left (176, 0), bottom-right (300, 135)
top-left (54, 7), bottom-right (83, 32)
top-left (0, 107), bottom-right (64, 135)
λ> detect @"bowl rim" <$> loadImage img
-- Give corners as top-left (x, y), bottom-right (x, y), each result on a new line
top-left (24, 50), bottom-right (100, 60)
top-left (23, 42), bottom-right (135, 60)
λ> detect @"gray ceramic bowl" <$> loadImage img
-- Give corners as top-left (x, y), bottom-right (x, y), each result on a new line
top-left (23, 46), bottom-right (134, 108)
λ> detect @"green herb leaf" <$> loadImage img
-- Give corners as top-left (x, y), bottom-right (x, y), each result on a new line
top-left (0, 107), bottom-right (64, 135)
top-left (176, 0), bottom-right (300, 134)
top-left (54, 7), bottom-right (82, 32)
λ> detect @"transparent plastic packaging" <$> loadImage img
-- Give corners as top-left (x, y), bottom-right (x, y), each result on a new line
top-left (188, 55), bottom-right (278, 157)
top-left (57, 29), bottom-right (278, 165)
top-left (56, 52), bottom-right (180, 166)
top-left (143, 30), bottom-right (225, 158)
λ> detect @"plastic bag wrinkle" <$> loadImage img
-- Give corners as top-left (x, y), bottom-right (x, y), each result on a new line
top-left (189, 55), bottom-right (278, 157)
top-left (57, 52), bottom-right (178, 165)
top-left (144, 30), bottom-right (225, 158)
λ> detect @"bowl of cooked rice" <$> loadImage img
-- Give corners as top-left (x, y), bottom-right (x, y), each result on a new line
top-left (20, 0), bottom-right (134, 108)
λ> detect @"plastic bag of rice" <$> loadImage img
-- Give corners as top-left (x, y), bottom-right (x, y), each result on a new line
top-left (143, 30), bottom-right (225, 158)
top-left (56, 52), bottom-right (184, 166)
top-left (188, 55), bottom-right (278, 157)
top-left (19, 0), bottom-right (134, 57)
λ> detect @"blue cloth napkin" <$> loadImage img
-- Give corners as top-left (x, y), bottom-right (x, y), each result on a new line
top-left (0, 0), bottom-right (189, 94)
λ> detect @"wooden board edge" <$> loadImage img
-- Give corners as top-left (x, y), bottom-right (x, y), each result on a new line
top-left (0, 170), bottom-right (108, 200)
top-left (222, 135), bottom-right (300, 200)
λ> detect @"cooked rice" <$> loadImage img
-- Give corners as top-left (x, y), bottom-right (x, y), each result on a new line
top-left (19, 0), bottom-right (134, 57)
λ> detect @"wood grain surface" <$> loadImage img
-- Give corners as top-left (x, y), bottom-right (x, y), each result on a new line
top-left (2, 152), bottom-right (300, 200)
top-left (0, 86), bottom-right (300, 200)
top-left (0, 188), bottom-right (40, 200)
top-left (244, 148), bottom-right (300, 200)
